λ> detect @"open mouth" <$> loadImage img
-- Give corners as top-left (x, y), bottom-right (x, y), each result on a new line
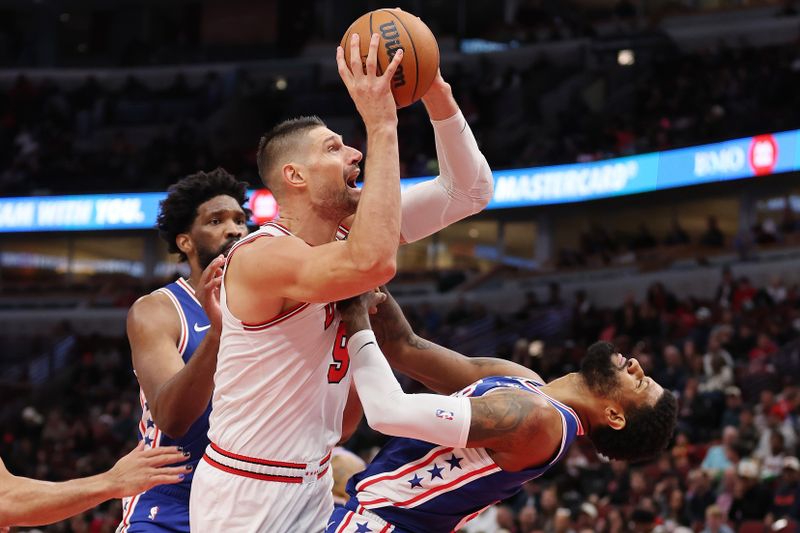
top-left (345, 168), bottom-right (360, 189)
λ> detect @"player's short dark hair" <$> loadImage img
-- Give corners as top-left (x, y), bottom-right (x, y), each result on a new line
top-left (157, 168), bottom-right (249, 262)
top-left (588, 390), bottom-right (678, 462)
top-left (256, 116), bottom-right (326, 188)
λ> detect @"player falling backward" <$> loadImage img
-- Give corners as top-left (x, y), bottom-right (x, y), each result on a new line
top-left (325, 289), bottom-right (678, 533)
top-left (188, 33), bottom-right (494, 532)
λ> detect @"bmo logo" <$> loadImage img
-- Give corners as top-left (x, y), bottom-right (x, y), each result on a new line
top-left (248, 189), bottom-right (279, 225)
top-left (694, 146), bottom-right (745, 177)
top-left (749, 134), bottom-right (778, 176)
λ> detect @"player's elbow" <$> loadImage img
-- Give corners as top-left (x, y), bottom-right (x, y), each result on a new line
top-left (149, 407), bottom-right (190, 440)
top-left (156, 419), bottom-right (190, 440)
top-left (355, 257), bottom-right (397, 285)
top-left (474, 161), bottom-right (494, 210)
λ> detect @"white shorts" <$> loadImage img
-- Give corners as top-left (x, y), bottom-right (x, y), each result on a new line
top-left (189, 454), bottom-right (334, 533)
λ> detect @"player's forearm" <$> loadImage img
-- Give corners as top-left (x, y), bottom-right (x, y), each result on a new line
top-left (347, 125), bottom-right (401, 276)
top-left (150, 332), bottom-right (219, 438)
top-left (399, 110), bottom-right (493, 243)
top-left (0, 473), bottom-right (115, 527)
top-left (348, 330), bottom-right (471, 448)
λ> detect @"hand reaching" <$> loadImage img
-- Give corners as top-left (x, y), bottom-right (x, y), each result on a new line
top-left (105, 441), bottom-right (191, 498)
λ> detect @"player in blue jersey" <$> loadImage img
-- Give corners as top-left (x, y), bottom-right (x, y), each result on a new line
top-left (327, 290), bottom-right (678, 533)
top-left (119, 168), bottom-right (249, 532)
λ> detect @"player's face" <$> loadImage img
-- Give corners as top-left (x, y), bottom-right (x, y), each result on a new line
top-left (190, 195), bottom-right (248, 269)
top-left (611, 353), bottom-right (664, 409)
top-left (302, 127), bottom-right (363, 218)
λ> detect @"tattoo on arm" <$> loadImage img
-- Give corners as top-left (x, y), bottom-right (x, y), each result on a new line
top-left (469, 390), bottom-right (530, 444)
top-left (406, 335), bottom-right (433, 351)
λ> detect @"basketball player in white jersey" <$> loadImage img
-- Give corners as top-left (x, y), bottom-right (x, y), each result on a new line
top-left (190, 34), bottom-right (494, 532)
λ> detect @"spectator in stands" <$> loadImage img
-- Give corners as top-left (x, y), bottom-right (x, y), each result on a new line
top-left (767, 456), bottom-right (800, 522)
top-left (664, 218), bottom-right (691, 246)
top-left (701, 216), bottom-right (725, 248)
top-left (729, 459), bottom-right (773, 524)
top-left (701, 426), bottom-right (739, 479)
top-left (700, 504), bottom-right (734, 533)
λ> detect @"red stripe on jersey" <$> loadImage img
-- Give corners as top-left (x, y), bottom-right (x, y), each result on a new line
top-left (357, 447), bottom-right (454, 491)
top-left (119, 494), bottom-right (140, 531)
top-left (334, 511), bottom-right (355, 533)
top-left (210, 442), bottom-right (307, 469)
top-left (395, 464), bottom-right (498, 507)
top-left (264, 221), bottom-right (293, 235)
top-left (357, 496), bottom-right (390, 507)
top-left (379, 523), bottom-right (391, 533)
top-left (241, 302), bottom-right (310, 331)
top-left (203, 454), bottom-right (303, 483)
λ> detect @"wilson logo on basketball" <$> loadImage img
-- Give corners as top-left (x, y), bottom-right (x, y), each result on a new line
top-left (379, 21), bottom-right (407, 89)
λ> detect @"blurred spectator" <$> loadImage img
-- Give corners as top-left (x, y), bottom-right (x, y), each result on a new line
top-left (701, 217), bottom-right (726, 248)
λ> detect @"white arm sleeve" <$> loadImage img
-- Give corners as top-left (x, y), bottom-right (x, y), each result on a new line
top-left (348, 330), bottom-right (471, 448)
top-left (400, 110), bottom-right (494, 243)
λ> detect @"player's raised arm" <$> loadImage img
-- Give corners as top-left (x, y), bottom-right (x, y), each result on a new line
top-left (340, 71), bottom-right (494, 244)
top-left (0, 444), bottom-right (189, 528)
top-left (360, 289), bottom-right (543, 394)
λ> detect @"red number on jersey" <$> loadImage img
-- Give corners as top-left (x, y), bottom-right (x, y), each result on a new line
top-left (328, 322), bottom-right (350, 383)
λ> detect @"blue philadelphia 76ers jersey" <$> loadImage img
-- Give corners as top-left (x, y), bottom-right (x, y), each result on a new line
top-left (118, 278), bottom-right (211, 533)
top-left (342, 376), bottom-right (585, 533)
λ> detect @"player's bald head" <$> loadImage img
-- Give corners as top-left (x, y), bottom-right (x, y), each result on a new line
top-left (256, 116), bottom-right (326, 195)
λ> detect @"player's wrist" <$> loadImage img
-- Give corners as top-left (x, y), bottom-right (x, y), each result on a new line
top-left (363, 120), bottom-right (398, 136)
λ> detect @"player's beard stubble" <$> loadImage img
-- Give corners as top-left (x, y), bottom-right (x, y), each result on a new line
top-left (197, 237), bottom-right (240, 270)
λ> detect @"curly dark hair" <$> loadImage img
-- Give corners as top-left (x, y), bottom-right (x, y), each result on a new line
top-left (588, 390), bottom-right (678, 462)
top-left (156, 168), bottom-right (249, 262)
top-left (256, 116), bottom-right (326, 188)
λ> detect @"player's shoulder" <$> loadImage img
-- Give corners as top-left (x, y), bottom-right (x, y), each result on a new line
top-left (499, 387), bottom-right (562, 440)
top-left (127, 290), bottom-right (179, 331)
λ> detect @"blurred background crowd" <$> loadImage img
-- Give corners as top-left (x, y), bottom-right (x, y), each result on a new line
top-left (1, 0), bottom-right (800, 532)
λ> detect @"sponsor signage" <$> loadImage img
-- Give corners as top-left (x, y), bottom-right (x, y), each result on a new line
top-left (0, 130), bottom-right (798, 232)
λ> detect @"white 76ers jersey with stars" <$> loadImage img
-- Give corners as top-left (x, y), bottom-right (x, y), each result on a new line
top-left (342, 376), bottom-right (584, 533)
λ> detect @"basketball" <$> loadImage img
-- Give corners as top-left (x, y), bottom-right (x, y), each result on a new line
top-left (340, 8), bottom-right (440, 108)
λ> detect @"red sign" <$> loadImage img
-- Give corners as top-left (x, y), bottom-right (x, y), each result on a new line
top-left (749, 134), bottom-right (778, 176)
top-left (248, 189), bottom-right (279, 224)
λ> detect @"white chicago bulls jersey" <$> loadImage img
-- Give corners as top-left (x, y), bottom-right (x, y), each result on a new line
top-left (207, 221), bottom-right (351, 464)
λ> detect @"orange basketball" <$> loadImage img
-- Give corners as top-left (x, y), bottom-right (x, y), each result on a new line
top-left (340, 8), bottom-right (439, 109)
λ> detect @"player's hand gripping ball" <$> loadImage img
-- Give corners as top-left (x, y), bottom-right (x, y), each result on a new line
top-left (340, 8), bottom-right (439, 108)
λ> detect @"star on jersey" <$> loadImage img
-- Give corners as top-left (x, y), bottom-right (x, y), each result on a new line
top-left (446, 454), bottom-right (463, 470)
top-left (428, 464), bottom-right (444, 480)
top-left (407, 473), bottom-right (424, 489)
top-left (144, 436), bottom-right (153, 446)
top-left (354, 522), bottom-right (372, 533)
top-left (146, 418), bottom-right (155, 428)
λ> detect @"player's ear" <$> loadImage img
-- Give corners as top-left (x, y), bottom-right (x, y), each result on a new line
top-left (282, 163), bottom-right (306, 188)
top-left (604, 404), bottom-right (626, 431)
top-left (176, 233), bottom-right (193, 257)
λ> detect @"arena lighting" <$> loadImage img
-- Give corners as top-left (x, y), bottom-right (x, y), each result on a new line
top-left (617, 49), bottom-right (635, 66)
top-left (0, 128), bottom-right (797, 233)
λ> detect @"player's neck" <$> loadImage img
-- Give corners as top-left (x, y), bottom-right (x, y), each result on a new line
top-left (276, 206), bottom-right (340, 246)
top-left (539, 374), bottom-right (600, 435)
